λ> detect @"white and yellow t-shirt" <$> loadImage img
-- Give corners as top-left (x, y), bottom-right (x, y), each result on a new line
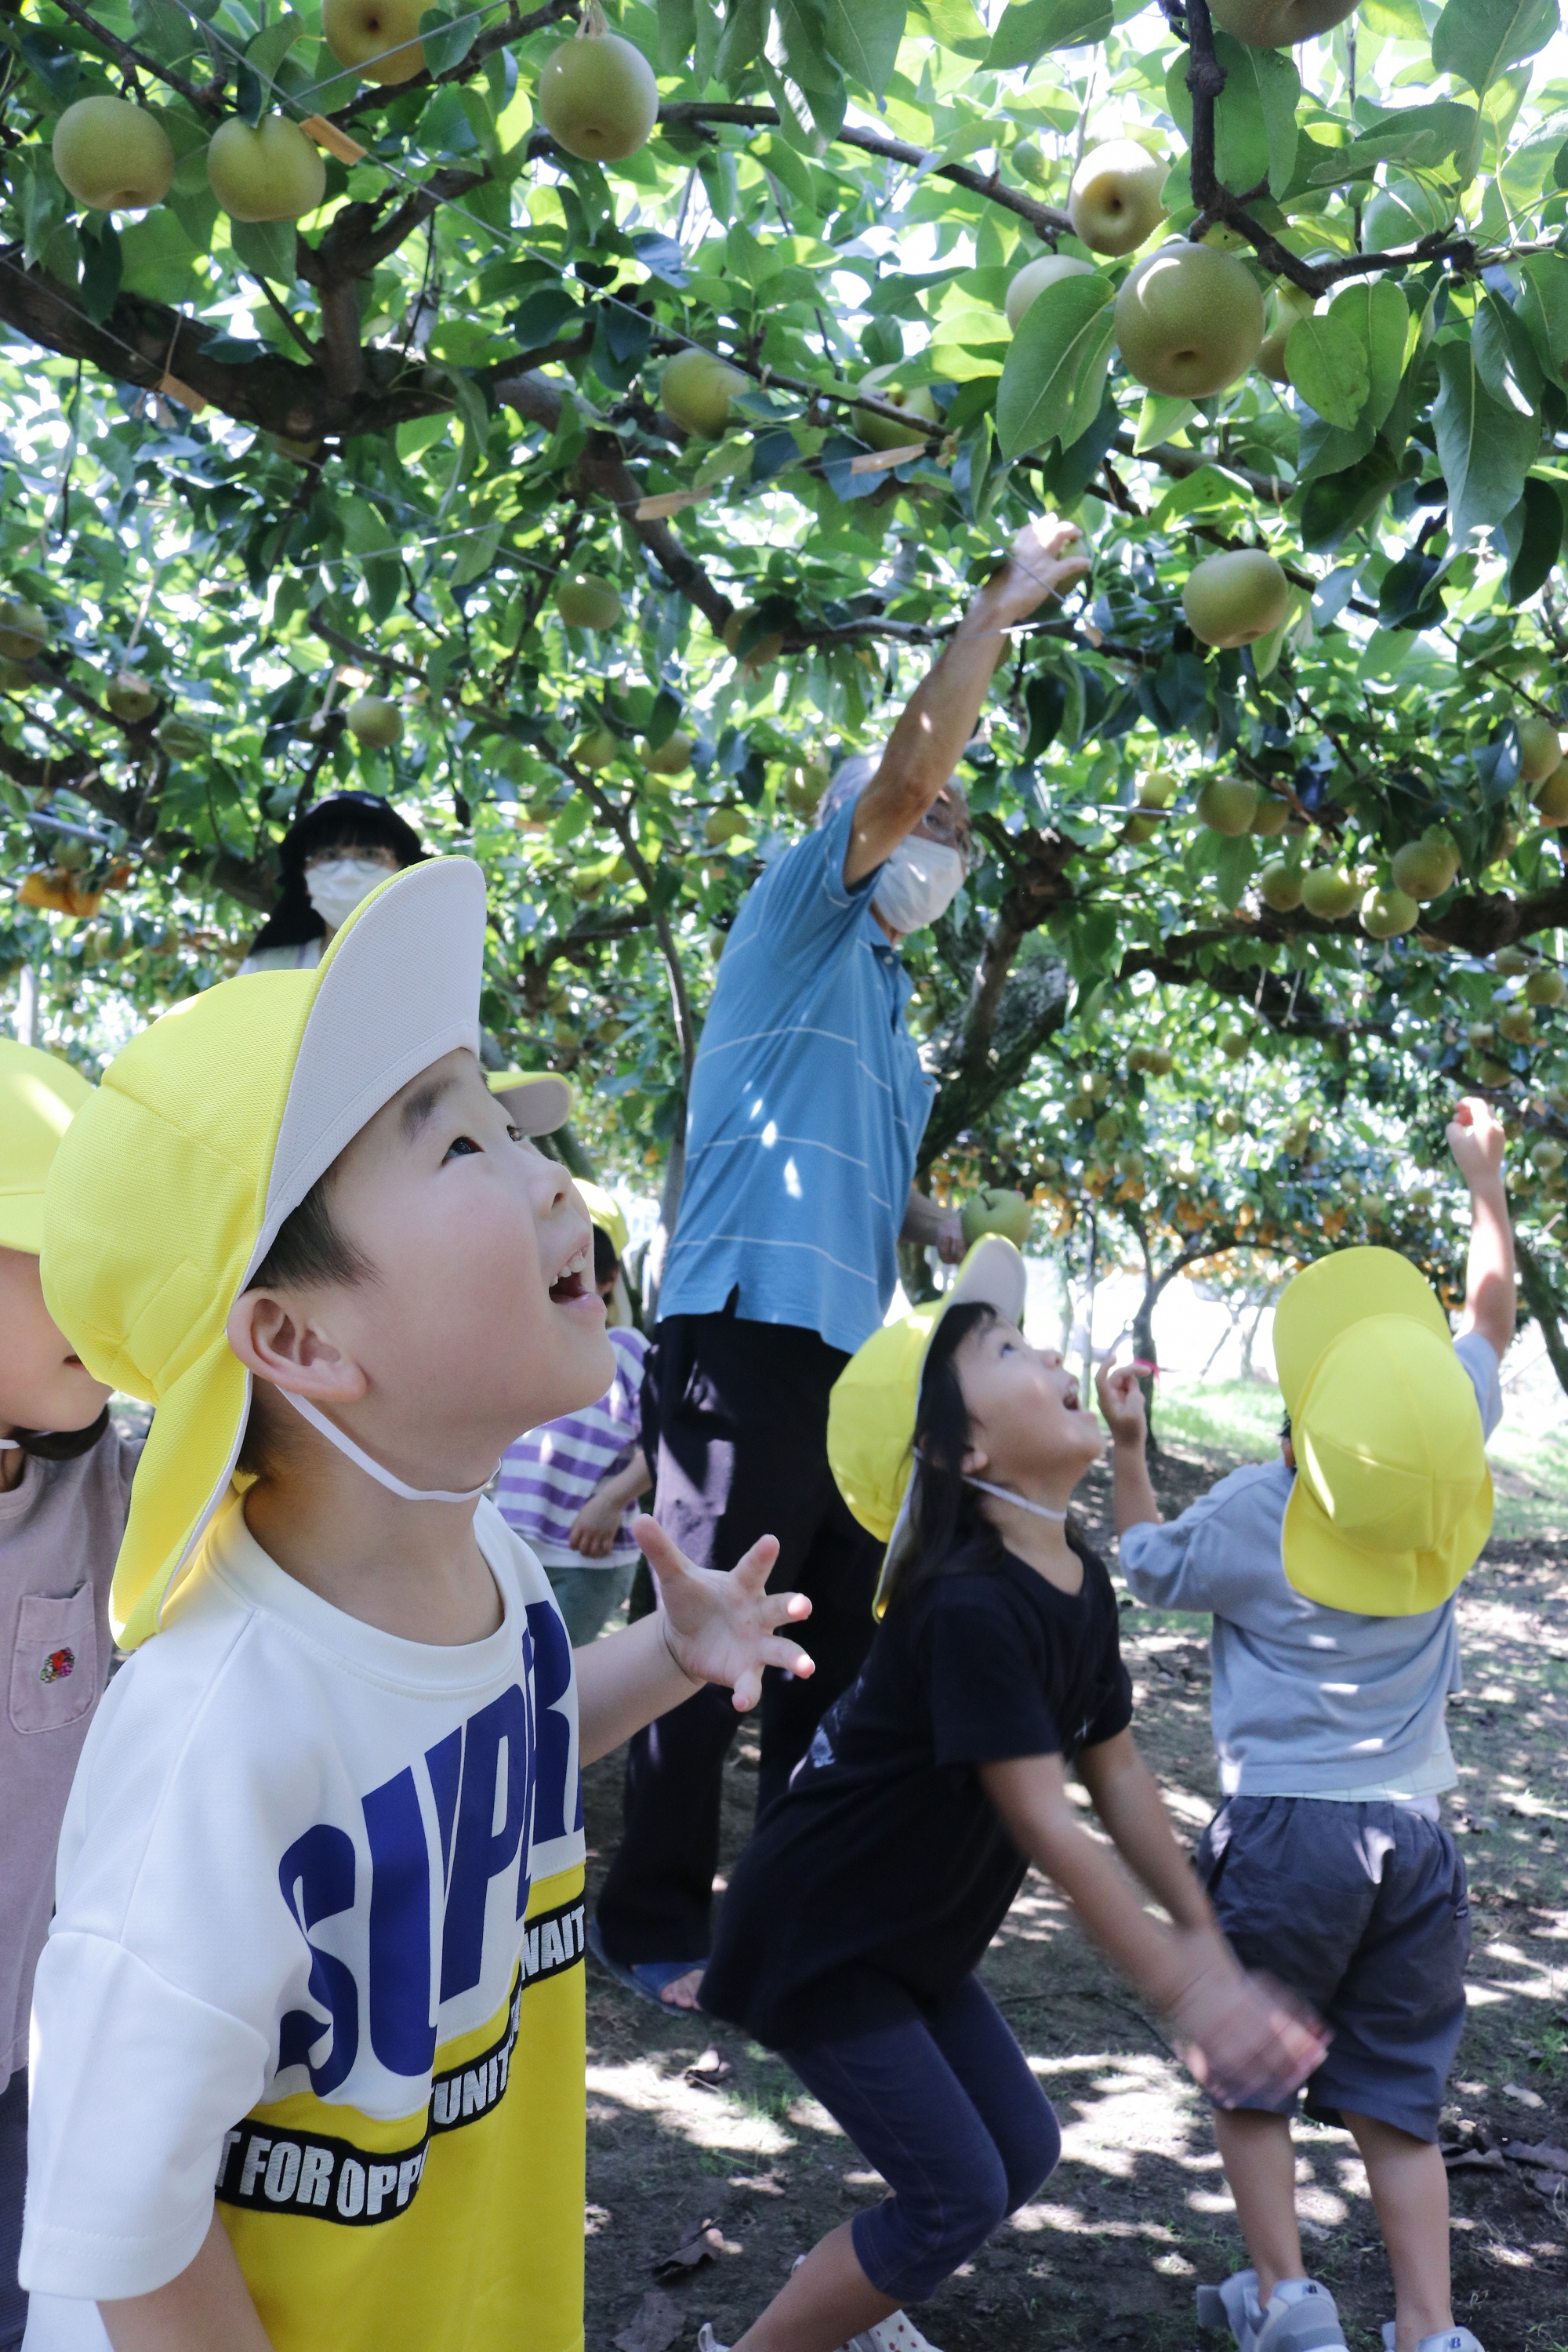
top-left (20, 1495), bottom-right (586, 2352)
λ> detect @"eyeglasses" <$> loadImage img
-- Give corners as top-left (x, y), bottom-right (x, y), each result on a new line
top-left (917, 800), bottom-right (972, 862)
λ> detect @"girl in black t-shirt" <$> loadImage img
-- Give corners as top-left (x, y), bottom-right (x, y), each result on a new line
top-left (699, 1247), bottom-right (1325, 2352)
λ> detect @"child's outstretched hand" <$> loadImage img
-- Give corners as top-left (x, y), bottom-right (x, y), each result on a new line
top-left (634, 1515), bottom-right (814, 1712)
top-left (1448, 1094), bottom-right (1506, 1188)
top-left (1095, 1358), bottom-right (1149, 1449)
top-left (1164, 1933), bottom-right (1329, 2109)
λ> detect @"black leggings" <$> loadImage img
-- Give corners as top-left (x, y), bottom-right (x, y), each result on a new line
top-left (782, 1976), bottom-right (1061, 2304)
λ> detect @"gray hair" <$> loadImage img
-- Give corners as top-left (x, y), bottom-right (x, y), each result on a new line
top-left (815, 750), bottom-right (884, 828)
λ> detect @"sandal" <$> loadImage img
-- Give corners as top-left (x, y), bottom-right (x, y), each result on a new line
top-left (586, 1916), bottom-right (706, 2007)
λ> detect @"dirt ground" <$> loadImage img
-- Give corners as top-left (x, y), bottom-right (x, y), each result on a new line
top-left (579, 1431), bottom-right (1568, 2352)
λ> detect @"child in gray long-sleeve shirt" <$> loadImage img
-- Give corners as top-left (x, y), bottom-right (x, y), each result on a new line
top-left (1097, 1098), bottom-right (1513, 2352)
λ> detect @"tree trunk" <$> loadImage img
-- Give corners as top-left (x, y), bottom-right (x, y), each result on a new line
top-left (1131, 1281), bottom-right (1160, 1454)
top-left (1240, 1298), bottom-right (1268, 1383)
top-left (1515, 1237), bottom-right (1568, 1400)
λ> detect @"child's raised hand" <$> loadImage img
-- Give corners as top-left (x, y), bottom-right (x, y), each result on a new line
top-left (633, 1515), bottom-right (814, 1712)
top-left (1095, 1358), bottom-right (1149, 1449)
top-left (1447, 1094), bottom-right (1506, 1187)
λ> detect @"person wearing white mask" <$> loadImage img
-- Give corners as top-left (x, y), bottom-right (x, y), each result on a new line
top-left (238, 791), bottom-right (424, 975)
top-left (592, 513), bottom-right (1090, 2015)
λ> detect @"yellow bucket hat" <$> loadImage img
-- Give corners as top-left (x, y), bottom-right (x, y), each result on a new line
top-left (0, 1039), bottom-right (93, 1254)
top-left (1275, 1245), bottom-right (1493, 1617)
top-left (573, 1179), bottom-right (628, 1259)
top-left (827, 1236), bottom-right (1028, 1615)
top-left (41, 859), bottom-right (568, 1650)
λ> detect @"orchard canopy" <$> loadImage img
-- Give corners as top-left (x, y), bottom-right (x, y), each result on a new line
top-left (6, 0), bottom-right (1568, 1383)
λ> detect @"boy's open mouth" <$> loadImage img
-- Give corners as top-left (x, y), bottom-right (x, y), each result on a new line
top-left (549, 1240), bottom-right (592, 1304)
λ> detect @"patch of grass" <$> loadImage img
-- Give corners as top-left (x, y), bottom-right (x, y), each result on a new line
top-left (1151, 1377), bottom-right (1283, 1466)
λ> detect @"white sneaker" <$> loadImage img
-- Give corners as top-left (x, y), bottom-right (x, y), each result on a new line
top-left (696, 2329), bottom-right (729, 2352)
top-left (848, 2317), bottom-right (946, 2352)
top-left (1381, 2329), bottom-right (1486, 2352)
top-left (1199, 2273), bottom-right (1348, 2352)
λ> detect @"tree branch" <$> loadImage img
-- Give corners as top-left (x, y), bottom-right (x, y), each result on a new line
top-left (332, 0), bottom-right (579, 127)
top-left (47, 0), bottom-right (226, 116)
top-left (1515, 1235), bottom-right (1568, 1401)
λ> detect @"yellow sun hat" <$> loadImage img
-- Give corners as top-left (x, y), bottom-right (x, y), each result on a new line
top-left (485, 1065), bottom-right (573, 1134)
top-left (41, 859), bottom-right (568, 1650)
top-left (1274, 1245), bottom-right (1493, 1617)
top-left (573, 1179), bottom-right (629, 1259)
top-left (0, 1039), bottom-right (93, 1254)
top-left (827, 1236), bottom-right (1029, 1616)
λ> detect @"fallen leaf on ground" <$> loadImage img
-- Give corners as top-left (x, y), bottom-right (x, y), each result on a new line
top-left (653, 2217), bottom-right (739, 2281)
top-left (1502, 2082), bottom-right (1545, 2108)
top-left (1440, 2144), bottom-right (1506, 2172)
top-left (1498, 2139), bottom-right (1568, 2173)
top-left (614, 2288), bottom-right (683, 2352)
top-left (685, 2047), bottom-right (732, 2090)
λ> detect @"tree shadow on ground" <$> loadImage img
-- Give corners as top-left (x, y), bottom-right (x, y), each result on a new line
top-left (580, 1439), bottom-right (1568, 2352)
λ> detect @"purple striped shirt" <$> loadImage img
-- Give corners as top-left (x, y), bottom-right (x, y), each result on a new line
top-left (493, 1328), bottom-right (648, 1567)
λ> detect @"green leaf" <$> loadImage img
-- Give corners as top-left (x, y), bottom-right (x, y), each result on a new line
top-left (1166, 36), bottom-right (1298, 197)
top-left (1517, 252), bottom-right (1568, 388)
top-left (717, 0), bottom-right (766, 78)
top-left (1306, 100), bottom-right (1476, 181)
top-left (118, 210), bottom-right (205, 304)
top-left (1327, 278), bottom-right (1410, 433)
top-left (1297, 441), bottom-right (1403, 550)
top-left (985, 0), bottom-right (1112, 70)
top-left (229, 216), bottom-right (299, 288)
top-left (826, 0), bottom-right (907, 88)
top-left (995, 272), bottom-right (1116, 459)
top-left (1286, 310), bottom-right (1370, 430)
top-left (658, 0), bottom-right (698, 67)
top-left (1475, 287), bottom-right (1544, 415)
top-left (1133, 392), bottom-right (1196, 452)
top-left (1433, 337), bottom-right (1541, 539)
top-left (1430, 0), bottom-right (1558, 97)
top-left (1504, 474), bottom-right (1564, 601)
top-left (419, 5), bottom-right (482, 76)
top-left (245, 12), bottom-right (307, 87)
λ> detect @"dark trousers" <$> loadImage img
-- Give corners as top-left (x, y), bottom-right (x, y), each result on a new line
top-left (784, 1976), bottom-right (1061, 2303)
top-left (596, 1307), bottom-right (881, 1963)
top-left (0, 2070), bottom-right (26, 2352)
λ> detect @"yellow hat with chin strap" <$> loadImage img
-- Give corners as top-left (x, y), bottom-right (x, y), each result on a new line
top-left (0, 1040), bottom-right (93, 1254)
top-left (42, 858), bottom-right (568, 1650)
top-left (573, 1179), bottom-right (628, 1259)
top-left (827, 1236), bottom-right (1028, 1616)
top-left (1275, 1245), bottom-right (1492, 1617)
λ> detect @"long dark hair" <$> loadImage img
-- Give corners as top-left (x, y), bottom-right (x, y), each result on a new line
top-left (884, 1301), bottom-right (1007, 1614)
top-left (248, 792), bottom-right (425, 953)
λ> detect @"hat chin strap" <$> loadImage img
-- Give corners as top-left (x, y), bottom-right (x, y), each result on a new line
top-left (280, 1388), bottom-right (492, 1505)
top-left (965, 1473), bottom-right (1067, 1524)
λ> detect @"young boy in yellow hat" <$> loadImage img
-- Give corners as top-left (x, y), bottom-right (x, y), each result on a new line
top-left (1098, 1098), bottom-right (1513, 2352)
top-left (0, 1041), bottom-right (140, 2352)
top-left (19, 861), bottom-right (812, 2352)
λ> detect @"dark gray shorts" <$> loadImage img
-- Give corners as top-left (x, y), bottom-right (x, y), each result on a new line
top-left (1196, 1795), bottom-right (1470, 2142)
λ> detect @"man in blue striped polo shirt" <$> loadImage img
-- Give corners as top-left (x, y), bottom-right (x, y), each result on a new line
top-left (591, 514), bottom-right (1090, 2010)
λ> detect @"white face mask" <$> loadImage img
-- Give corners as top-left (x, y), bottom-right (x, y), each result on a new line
top-left (306, 854), bottom-right (393, 932)
top-left (871, 837), bottom-right (966, 936)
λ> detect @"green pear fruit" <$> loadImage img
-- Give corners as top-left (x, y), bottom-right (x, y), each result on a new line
top-left (1526, 967), bottom-right (1567, 1007)
top-left (53, 96), bottom-right (174, 212)
top-left (1479, 1058), bottom-right (1514, 1088)
top-left (1115, 243), bottom-right (1265, 398)
top-left (724, 610), bottom-right (786, 668)
top-left (1494, 945), bottom-right (1533, 975)
top-left (1498, 1004), bottom-right (1536, 1045)
top-left (1068, 140), bottom-right (1167, 256)
top-left (155, 713), bottom-right (208, 758)
top-left (1466, 1022), bottom-right (1496, 1050)
top-left (855, 369), bottom-right (942, 452)
top-left (960, 1186), bottom-right (1033, 1249)
top-left (0, 599), bottom-right (48, 662)
top-left (1532, 764), bottom-right (1568, 825)
top-left (1215, 1106), bottom-right (1243, 1134)
top-left (1220, 1030), bottom-right (1251, 1062)
top-left (1250, 793), bottom-right (1288, 837)
top-left (1517, 712), bottom-right (1562, 785)
top-left (345, 695), bottom-right (401, 749)
top-left (554, 575), bottom-right (623, 631)
top-left (1181, 548), bottom-right (1290, 648)
top-left (660, 348), bottom-right (748, 438)
top-left (1121, 812), bottom-right (1160, 843)
top-left (1300, 867), bottom-right (1358, 920)
top-left (1005, 253), bottom-right (1096, 331)
top-left (1257, 282), bottom-right (1316, 381)
top-left (783, 757), bottom-right (830, 814)
top-left (1534, 1137), bottom-right (1566, 1173)
top-left (1390, 838), bottom-right (1460, 902)
top-left (106, 671), bottom-right (157, 723)
top-left (704, 808), bottom-right (749, 847)
top-left (642, 730), bottom-right (694, 775)
top-left (1210, 0), bottom-right (1356, 43)
top-left (1259, 858), bottom-right (1303, 911)
top-left (322, 0), bottom-right (426, 82)
top-left (572, 726), bottom-right (619, 770)
top-left (537, 29), bottom-right (659, 162)
top-left (207, 115), bottom-right (326, 222)
top-left (1138, 769), bottom-right (1178, 808)
top-left (1196, 775), bottom-right (1258, 836)
top-left (1361, 886), bottom-right (1418, 939)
